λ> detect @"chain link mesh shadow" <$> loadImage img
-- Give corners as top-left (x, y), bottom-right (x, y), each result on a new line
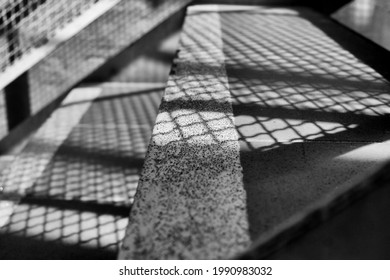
top-left (0, 84), bottom-right (163, 259)
top-left (219, 8), bottom-right (390, 240)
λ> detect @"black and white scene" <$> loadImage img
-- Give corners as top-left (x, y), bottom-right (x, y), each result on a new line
top-left (0, 0), bottom-right (390, 262)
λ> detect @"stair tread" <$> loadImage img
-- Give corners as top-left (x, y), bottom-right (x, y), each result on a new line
top-left (0, 83), bottom-right (163, 259)
top-left (119, 4), bottom-right (390, 259)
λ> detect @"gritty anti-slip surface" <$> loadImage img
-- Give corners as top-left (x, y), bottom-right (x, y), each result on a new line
top-left (120, 4), bottom-right (390, 259)
top-left (119, 5), bottom-right (251, 260)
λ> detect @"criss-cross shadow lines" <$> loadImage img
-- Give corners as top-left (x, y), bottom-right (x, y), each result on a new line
top-left (216, 9), bottom-right (390, 240)
top-left (0, 85), bottom-right (162, 259)
top-left (146, 7), bottom-right (390, 246)
top-left (0, 0), bottom-right (101, 69)
top-left (151, 11), bottom-right (238, 146)
top-left (117, 10), bottom-right (258, 260)
top-left (0, 199), bottom-right (129, 259)
top-left (233, 103), bottom-right (390, 127)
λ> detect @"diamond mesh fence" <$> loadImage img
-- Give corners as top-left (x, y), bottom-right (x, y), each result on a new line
top-left (0, 0), bottom-right (190, 140)
top-left (0, 0), bottom-right (105, 71)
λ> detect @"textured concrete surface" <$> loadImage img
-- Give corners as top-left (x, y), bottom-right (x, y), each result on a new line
top-left (119, 6), bottom-right (251, 260)
top-left (261, 161), bottom-right (390, 259)
top-left (0, 83), bottom-right (164, 259)
top-left (120, 4), bottom-right (390, 259)
top-left (3, 2), bottom-right (390, 260)
top-left (219, 6), bottom-right (390, 240)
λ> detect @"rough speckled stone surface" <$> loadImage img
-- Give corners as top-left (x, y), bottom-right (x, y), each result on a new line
top-left (119, 7), bottom-right (251, 260)
top-left (121, 4), bottom-right (390, 259)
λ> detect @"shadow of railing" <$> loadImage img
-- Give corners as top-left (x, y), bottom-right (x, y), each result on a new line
top-left (216, 7), bottom-right (390, 240)
top-left (0, 0), bottom-right (190, 150)
top-left (0, 84), bottom-right (163, 259)
top-left (118, 4), bottom-right (390, 259)
top-left (0, 198), bottom-right (129, 259)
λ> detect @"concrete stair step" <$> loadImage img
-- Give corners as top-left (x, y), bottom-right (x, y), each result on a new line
top-left (239, 160), bottom-right (390, 259)
top-left (119, 4), bottom-right (390, 259)
top-left (0, 82), bottom-right (164, 259)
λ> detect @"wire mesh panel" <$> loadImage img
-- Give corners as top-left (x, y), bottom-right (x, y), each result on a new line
top-left (27, 0), bottom-right (190, 115)
top-left (0, 0), bottom-right (104, 72)
top-left (0, 0), bottom-right (190, 141)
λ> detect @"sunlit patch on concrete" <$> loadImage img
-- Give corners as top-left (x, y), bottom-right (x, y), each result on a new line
top-left (220, 6), bottom-right (390, 239)
top-left (335, 141), bottom-right (390, 162)
top-left (0, 82), bottom-right (163, 258)
top-left (119, 7), bottom-right (251, 260)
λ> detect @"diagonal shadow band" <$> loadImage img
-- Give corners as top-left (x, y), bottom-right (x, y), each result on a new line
top-left (20, 196), bottom-right (131, 217)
